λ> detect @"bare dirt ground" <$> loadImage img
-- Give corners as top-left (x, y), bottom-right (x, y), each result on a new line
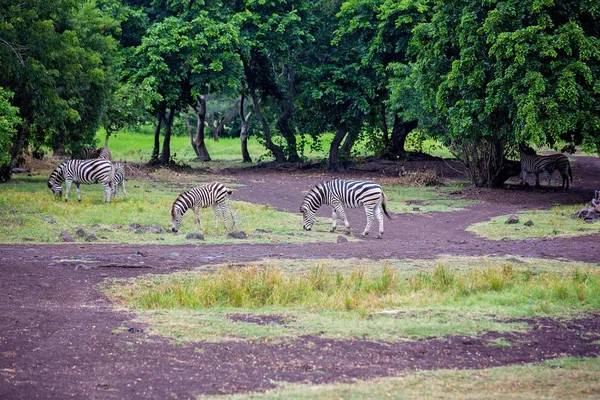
top-left (1, 156), bottom-right (599, 399)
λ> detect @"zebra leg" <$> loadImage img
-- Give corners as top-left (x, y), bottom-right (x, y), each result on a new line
top-left (535, 172), bottom-right (541, 188)
top-left (331, 203), bottom-right (350, 234)
top-left (103, 183), bottom-right (112, 203)
top-left (64, 180), bottom-right (72, 202)
top-left (361, 205), bottom-right (375, 238)
top-left (193, 206), bottom-right (200, 232)
top-left (76, 183), bottom-right (82, 202)
top-left (122, 181), bottom-right (127, 196)
top-left (330, 209), bottom-right (338, 232)
top-left (219, 202), bottom-right (231, 231)
top-left (374, 203), bottom-right (385, 239)
top-left (212, 204), bottom-right (221, 229)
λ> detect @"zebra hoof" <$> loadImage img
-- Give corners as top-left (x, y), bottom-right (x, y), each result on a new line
top-left (377, 233), bottom-right (383, 239)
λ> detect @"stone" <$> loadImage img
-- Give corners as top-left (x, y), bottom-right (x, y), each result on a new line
top-left (185, 232), bottom-right (205, 240)
top-left (129, 222), bottom-right (141, 229)
top-left (85, 234), bottom-right (97, 242)
top-left (524, 220), bottom-right (534, 227)
top-left (336, 235), bottom-right (349, 243)
top-left (60, 230), bottom-right (75, 242)
top-left (505, 215), bottom-right (519, 224)
top-left (227, 231), bottom-right (247, 239)
top-left (75, 228), bottom-right (86, 237)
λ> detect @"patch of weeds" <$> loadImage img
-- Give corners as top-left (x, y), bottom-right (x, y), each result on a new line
top-left (105, 256), bottom-right (600, 343)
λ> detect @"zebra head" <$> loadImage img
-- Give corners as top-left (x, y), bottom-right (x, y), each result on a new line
top-left (170, 204), bottom-right (183, 232)
top-left (47, 164), bottom-right (65, 198)
top-left (300, 184), bottom-right (322, 231)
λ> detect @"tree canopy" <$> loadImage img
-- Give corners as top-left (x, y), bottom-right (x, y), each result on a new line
top-left (0, 0), bottom-right (598, 184)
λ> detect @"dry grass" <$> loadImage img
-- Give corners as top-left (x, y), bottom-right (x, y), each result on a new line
top-left (396, 169), bottom-right (445, 187)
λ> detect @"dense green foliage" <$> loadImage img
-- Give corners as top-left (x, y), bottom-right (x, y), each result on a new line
top-left (1, 0), bottom-right (598, 183)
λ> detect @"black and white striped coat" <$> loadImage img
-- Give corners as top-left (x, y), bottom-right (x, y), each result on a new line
top-left (520, 151), bottom-right (556, 188)
top-left (78, 146), bottom-right (112, 160)
top-left (300, 179), bottom-right (392, 239)
top-left (170, 182), bottom-right (234, 233)
top-left (111, 163), bottom-right (127, 198)
top-left (47, 159), bottom-right (115, 202)
top-left (546, 153), bottom-right (573, 190)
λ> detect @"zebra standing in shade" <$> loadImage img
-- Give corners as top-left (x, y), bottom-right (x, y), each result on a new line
top-left (519, 151), bottom-right (556, 188)
top-left (300, 179), bottom-right (392, 239)
top-left (170, 182), bottom-right (234, 233)
top-left (547, 153), bottom-right (573, 190)
top-left (47, 158), bottom-right (115, 202)
top-left (111, 162), bottom-right (127, 198)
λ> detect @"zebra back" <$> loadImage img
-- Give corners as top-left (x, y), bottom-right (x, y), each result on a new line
top-left (519, 152), bottom-right (555, 174)
top-left (171, 182), bottom-right (233, 218)
top-left (301, 180), bottom-right (384, 212)
top-left (77, 146), bottom-right (112, 160)
top-left (547, 153), bottom-right (572, 179)
top-left (60, 159), bottom-right (114, 184)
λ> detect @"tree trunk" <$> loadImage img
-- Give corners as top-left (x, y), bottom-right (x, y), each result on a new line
top-left (184, 110), bottom-right (202, 158)
top-left (240, 94), bottom-right (252, 163)
top-left (340, 130), bottom-right (358, 158)
top-left (387, 115), bottom-right (418, 159)
top-left (452, 136), bottom-right (506, 187)
top-left (192, 95), bottom-right (211, 162)
top-left (160, 108), bottom-right (175, 165)
top-left (206, 104), bottom-right (238, 142)
top-left (328, 127), bottom-right (348, 171)
top-left (276, 64), bottom-right (300, 162)
top-left (250, 91), bottom-right (285, 162)
top-left (380, 103), bottom-right (389, 148)
top-left (151, 112), bottom-right (163, 162)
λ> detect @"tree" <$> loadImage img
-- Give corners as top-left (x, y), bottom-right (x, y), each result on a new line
top-left (0, 88), bottom-right (21, 181)
top-left (0, 0), bottom-right (120, 181)
top-left (408, 0), bottom-right (600, 186)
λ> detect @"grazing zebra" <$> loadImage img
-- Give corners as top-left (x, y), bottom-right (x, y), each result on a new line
top-left (47, 159), bottom-right (115, 202)
top-left (111, 163), bottom-right (127, 198)
top-left (547, 153), bottom-right (573, 190)
top-left (519, 151), bottom-right (556, 188)
top-left (170, 182), bottom-right (234, 233)
top-left (78, 146), bottom-right (112, 160)
top-left (300, 179), bottom-right (392, 239)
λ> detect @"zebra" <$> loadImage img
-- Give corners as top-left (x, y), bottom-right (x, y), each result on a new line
top-left (111, 162), bottom-right (127, 198)
top-left (300, 179), bottom-right (392, 239)
top-left (519, 151), bottom-right (556, 188)
top-left (170, 182), bottom-right (234, 233)
top-left (78, 146), bottom-right (112, 160)
top-left (546, 153), bottom-right (573, 190)
top-left (47, 159), bottom-right (115, 203)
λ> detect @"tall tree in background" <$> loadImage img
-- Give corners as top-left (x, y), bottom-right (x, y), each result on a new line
top-left (0, 0), bottom-right (120, 181)
top-left (408, 0), bottom-right (600, 186)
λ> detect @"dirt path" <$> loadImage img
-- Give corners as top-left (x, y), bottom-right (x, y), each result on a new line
top-left (1, 156), bottom-right (599, 398)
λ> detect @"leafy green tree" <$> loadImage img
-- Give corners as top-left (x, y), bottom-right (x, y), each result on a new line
top-left (408, 0), bottom-right (600, 186)
top-left (0, 88), bottom-right (21, 180)
top-left (0, 0), bottom-right (120, 181)
top-left (124, 1), bottom-right (242, 164)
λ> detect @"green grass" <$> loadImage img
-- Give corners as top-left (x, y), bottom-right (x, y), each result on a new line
top-left (105, 255), bottom-right (600, 343)
top-left (100, 127), bottom-right (454, 164)
top-left (208, 357), bottom-right (600, 400)
top-left (0, 172), bottom-right (472, 244)
top-left (467, 205), bottom-right (600, 240)
top-left (0, 173), bottom-right (336, 244)
top-left (383, 184), bottom-right (474, 214)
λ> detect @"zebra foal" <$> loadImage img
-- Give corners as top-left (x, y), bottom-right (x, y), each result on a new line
top-left (78, 146), bottom-right (112, 160)
top-left (300, 179), bottom-right (392, 239)
top-left (170, 182), bottom-right (234, 233)
top-left (47, 159), bottom-right (115, 203)
top-left (547, 153), bottom-right (573, 190)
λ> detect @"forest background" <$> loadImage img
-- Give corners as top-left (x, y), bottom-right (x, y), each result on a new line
top-left (1, 0), bottom-right (599, 186)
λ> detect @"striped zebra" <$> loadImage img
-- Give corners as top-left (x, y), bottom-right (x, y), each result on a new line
top-left (546, 153), bottom-right (573, 190)
top-left (47, 159), bottom-right (115, 202)
top-left (520, 151), bottom-right (556, 188)
top-left (300, 179), bottom-right (392, 239)
top-left (170, 182), bottom-right (234, 233)
top-left (111, 163), bottom-right (127, 198)
top-left (78, 146), bottom-right (112, 160)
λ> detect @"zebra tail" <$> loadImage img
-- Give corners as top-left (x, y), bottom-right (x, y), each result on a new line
top-left (382, 192), bottom-right (392, 220)
top-left (568, 163), bottom-right (573, 182)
